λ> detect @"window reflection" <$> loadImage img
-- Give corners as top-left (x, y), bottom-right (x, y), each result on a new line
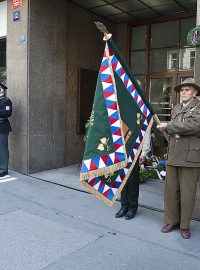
top-left (179, 48), bottom-right (195, 70)
top-left (151, 48), bottom-right (178, 72)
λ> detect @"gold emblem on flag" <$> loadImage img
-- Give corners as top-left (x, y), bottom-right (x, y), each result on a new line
top-left (122, 120), bottom-right (132, 143)
top-left (97, 137), bottom-right (111, 151)
top-left (105, 172), bottom-right (116, 183)
top-left (137, 113), bottom-right (142, 125)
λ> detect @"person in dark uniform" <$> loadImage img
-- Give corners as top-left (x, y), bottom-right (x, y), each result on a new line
top-left (115, 130), bottom-right (151, 220)
top-left (0, 82), bottom-right (12, 177)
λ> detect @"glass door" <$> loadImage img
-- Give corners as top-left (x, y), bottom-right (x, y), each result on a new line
top-left (150, 77), bottom-right (175, 122)
top-left (149, 75), bottom-right (176, 156)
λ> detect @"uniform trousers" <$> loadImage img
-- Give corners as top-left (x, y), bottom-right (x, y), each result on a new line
top-left (121, 160), bottom-right (140, 210)
top-left (164, 165), bottom-right (200, 229)
top-left (0, 133), bottom-right (9, 174)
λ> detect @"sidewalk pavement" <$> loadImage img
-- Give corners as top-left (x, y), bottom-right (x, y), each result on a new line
top-left (31, 164), bottom-right (200, 219)
top-left (0, 167), bottom-right (199, 270)
top-left (31, 164), bottom-right (165, 211)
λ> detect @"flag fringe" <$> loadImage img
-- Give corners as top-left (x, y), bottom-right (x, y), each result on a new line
top-left (80, 180), bottom-right (114, 206)
top-left (80, 118), bottom-right (154, 207)
top-left (80, 159), bottom-right (127, 181)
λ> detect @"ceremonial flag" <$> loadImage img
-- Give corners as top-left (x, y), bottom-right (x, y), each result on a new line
top-left (80, 34), bottom-right (155, 206)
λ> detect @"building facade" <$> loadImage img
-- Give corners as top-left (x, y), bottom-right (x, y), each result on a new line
top-left (0, 0), bottom-right (196, 174)
top-left (1, 0), bottom-right (200, 217)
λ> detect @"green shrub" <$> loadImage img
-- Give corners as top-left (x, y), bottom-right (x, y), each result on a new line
top-left (84, 119), bottom-right (91, 143)
top-left (139, 169), bottom-right (158, 183)
top-left (84, 111), bottom-right (94, 143)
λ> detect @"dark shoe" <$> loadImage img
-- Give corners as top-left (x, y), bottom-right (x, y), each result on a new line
top-left (115, 207), bottom-right (128, 218)
top-left (181, 229), bottom-right (191, 239)
top-left (125, 208), bottom-right (137, 220)
top-left (0, 171), bottom-right (8, 177)
top-left (161, 224), bottom-right (180, 233)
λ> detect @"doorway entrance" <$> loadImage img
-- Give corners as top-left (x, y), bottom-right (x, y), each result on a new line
top-left (149, 71), bottom-right (194, 156)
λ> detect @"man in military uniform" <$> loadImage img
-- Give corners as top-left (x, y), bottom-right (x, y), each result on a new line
top-left (0, 82), bottom-right (12, 177)
top-left (157, 78), bottom-right (200, 239)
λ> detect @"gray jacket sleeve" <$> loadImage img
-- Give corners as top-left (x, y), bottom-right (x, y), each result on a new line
top-left (167, 110), bottom-right (200, 136)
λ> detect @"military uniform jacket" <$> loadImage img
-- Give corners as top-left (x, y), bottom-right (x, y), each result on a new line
top-left (0, 95), bottom-right (12, 133)
top-left (166, 97), bottom-right (200, 167)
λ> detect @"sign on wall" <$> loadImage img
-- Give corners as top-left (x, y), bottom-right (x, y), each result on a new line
top-left (12, 0), bottom-right (22, 9)
top-left (13, 11), bottom-right (21, 21)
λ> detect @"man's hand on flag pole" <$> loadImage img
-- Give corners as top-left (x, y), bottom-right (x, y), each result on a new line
top-left (139, 155), bottom-right (146, 164)
top-left (157, 122), bottom-right (168, 132)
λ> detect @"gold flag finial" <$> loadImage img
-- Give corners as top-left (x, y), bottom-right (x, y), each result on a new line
top-left (95, 22), bottom-right (112, 41)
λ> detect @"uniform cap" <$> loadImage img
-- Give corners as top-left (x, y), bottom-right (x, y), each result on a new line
top-left (0, 82), bottom-right (8, 90)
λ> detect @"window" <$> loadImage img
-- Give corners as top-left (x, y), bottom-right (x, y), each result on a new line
top-left (179, 48), bottom-right (195, 70)
top-left (131, 25), bottom-right (147, 91)
top-left (167, 50), bottom-right (178, 71)
top-left (131, 25), bottom-right (147, 50)
top-left (131, 16), bottom-right (196, 76)
top-left (130, 15), bottom-right (196, 150)
top-left (151, 48), bottom-right (178, 72)
top-left (131, 51), bottom-right (146, 74)
top-left (151, 21), bottom-right (179, 48)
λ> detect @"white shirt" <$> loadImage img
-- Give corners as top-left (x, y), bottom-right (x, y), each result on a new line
top-left (141, 129), bottom-right (151, 157)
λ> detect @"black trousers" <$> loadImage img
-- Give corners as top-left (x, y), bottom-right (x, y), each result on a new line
top-left (121, 160), bottom-right (140, 210)
top-left (0, 133), bottom-right (9, 174)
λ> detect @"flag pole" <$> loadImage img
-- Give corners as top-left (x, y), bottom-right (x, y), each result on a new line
top-left (94, 22), bottom-right (169, 142)
top-left (153, 114), bottom-right (169, 142)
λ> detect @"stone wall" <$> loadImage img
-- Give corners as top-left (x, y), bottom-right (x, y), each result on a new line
top-left (65, 3), bottom-right (116, 165)
top-left (7, 0), bottom-right (29, 173)
top-left (28, 0), bottom-right (68, 173)
top-left (8, 0), bottom-right (68, 173)
top-left (7, 0), bottom-right (116, 173)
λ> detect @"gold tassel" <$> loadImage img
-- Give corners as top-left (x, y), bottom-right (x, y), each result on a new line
top-left (80, 160), bottom-right (127, 181)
